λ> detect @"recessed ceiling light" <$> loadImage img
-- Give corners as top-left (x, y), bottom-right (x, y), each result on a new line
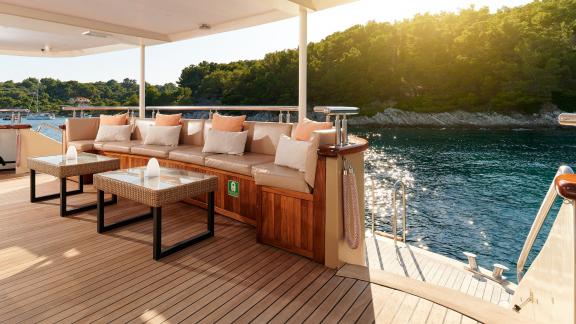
top-left (82, 31), bottom-right (110, 38)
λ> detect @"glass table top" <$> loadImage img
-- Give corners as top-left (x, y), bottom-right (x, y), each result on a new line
top-left (31, 153), bottom-right (117, 166)
top-left (98, 167), bottom-right (216, 191)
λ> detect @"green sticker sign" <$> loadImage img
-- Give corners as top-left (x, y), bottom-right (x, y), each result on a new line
top-left (227, 180), bottom-right (240, 197)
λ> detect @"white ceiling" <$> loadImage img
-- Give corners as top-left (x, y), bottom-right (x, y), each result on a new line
top-left (0, 0), bottom-right (356, 57)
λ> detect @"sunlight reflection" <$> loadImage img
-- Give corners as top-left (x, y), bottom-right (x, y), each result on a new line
top-left (0, 174), bottom-right (55, 194)
top-left (140, 309), bottom-right (169, 323)
top-left (63, 249), bottom-right (80, 258)
top-left (0, 247), bottom-right (45, 280)
top-left (38, 260), bottom-right (53, 268)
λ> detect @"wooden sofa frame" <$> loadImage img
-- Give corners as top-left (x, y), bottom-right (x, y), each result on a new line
top-left (94, 150), bottom-right (327, 263)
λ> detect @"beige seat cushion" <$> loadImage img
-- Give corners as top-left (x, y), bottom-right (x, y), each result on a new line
top-left (168, 145), bottom-right (215, 166)
top-left (205, 153), bottom-right (275, 176)
top-left (67, 140), bottom-right (95, 152)
top-left (94, 140), bottom-right (140, 153)
top-left (131, 144), bottom-right (176, 158)
top-left (252, 162), bottom-right (310, 193)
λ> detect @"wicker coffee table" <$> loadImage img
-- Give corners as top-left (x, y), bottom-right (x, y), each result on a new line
top-left (93, 167), bottom-right (218, 260)
top-left (28, 153), bottom-right (120, 217)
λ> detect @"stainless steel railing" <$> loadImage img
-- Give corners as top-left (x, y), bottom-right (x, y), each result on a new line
top-left (392, 180), bottom-right (408, 243)
top-left (370, 177), bottom-right (408, 243)
top-left (61, 105), bottom-right (299, 122)
top-left (516, 165), bottom-right (574, 281)
top-left (36, 122), bottom-right (61, 133)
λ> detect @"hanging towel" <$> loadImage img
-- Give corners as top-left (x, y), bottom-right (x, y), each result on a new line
top-left (343, 158), bottom-right (361, 249)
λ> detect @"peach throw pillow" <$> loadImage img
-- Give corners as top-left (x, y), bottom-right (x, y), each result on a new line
top-left (212, 113), bottom-right (246, 132)
top-left (155, 113), bottom-right (182, 126)
top-left (294, 118), bottom-right (332, 141)
top-left (100, 113), bottom-right (128, 126)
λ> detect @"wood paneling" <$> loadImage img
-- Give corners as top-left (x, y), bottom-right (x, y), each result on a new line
top-left (96, 151), bottom-right (266, 229)
top-left (258, 187), bottom-right (315, 259)
top-left (96, 150), bottom-right (326, 261)
top-left (312, 156), bottom-right (327, 263)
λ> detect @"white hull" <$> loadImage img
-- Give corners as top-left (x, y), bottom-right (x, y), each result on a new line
top-left (0, 129), bottom-right (17, 170)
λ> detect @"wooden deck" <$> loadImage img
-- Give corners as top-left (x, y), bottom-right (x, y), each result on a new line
top-left (1, 173), bottom-right (506, 323)
top-left (363, 234), bottom-right (516, 323)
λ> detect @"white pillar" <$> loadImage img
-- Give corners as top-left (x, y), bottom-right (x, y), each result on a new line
top-left (298, 6), bottom-right (308, 123)
top-left (139, 43), bottom-right (146, 118)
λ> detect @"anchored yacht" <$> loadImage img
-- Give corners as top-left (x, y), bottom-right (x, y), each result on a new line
top-left (0, 1), bottom-right (573, 323)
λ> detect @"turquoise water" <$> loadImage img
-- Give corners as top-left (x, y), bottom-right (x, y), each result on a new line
top-left (2, 118), bottom-right (569, 281)
top-left (355, 126), bottom-right (574, 282)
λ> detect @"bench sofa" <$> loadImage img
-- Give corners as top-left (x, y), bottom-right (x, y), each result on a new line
top-left (65, 117), bottom-right (336, 263)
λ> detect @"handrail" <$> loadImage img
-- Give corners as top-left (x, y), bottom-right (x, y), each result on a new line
top-left (60, 105), bottom-right (299, 112)
top-left (60, 105), bottom-right (299, 122)
top-left (36, 122), bottom-right (62, 133)
top-left (370, 177), bottom-right (408, 243)
top-left (392, 180), bottom-right (408, 243)
top-left (516, 165), bottom-right (574, 281)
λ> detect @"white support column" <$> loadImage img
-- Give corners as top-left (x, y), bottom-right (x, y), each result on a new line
top-left (139, 43), bottom-right (146, 118)
top-left (298, 6), bottom-right (308, 123)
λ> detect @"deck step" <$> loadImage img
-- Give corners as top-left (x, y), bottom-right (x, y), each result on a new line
top-left (336, 264), bottom-right (532, 324)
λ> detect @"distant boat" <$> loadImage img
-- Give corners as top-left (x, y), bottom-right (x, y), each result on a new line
top-left (25, 112), bottom-right (56, 120)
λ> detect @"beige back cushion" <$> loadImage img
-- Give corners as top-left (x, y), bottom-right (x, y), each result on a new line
top-left (203, 120), bottom-right (212, 145)
top-left (180, 119), bottom-right (204, 146)
top-left (131, 119), bottom-right (155, 141)
top-left (66, 118), bottom-right (100, 141)
top-left (244, 121), bottom-right (293, 155)
top-left (314, 128), bottom-right (337, 146)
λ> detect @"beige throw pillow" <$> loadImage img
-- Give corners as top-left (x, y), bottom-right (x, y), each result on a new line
top-left (202, 129), bottom-right (248, 155)
top-left (95, 125), bottom-right (132, 142)
top-left (274, 135), bottom-right (311, 172)
top-left (143, 125), bottom-right (182, 146)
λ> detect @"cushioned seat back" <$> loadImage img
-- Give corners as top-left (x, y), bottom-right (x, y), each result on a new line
top-left (66, 118), bottom-right (100, 141)
top-left (132, 119), bottom-right (155, 141)
top-left (244, 121), bottom-right (293, 156)
top-left (180, 119), bottom-right (204, 146)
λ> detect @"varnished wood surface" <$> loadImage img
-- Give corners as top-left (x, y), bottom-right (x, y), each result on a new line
top-left (318, 136), bottom-right (368, 157)
top-left (0, 174), bottom-right (504, 323)
top-left (0, 124), bottom-right (32, 129)
top-left (555, 174), bottom-right (576, 200)
top-left (98, 151), bottom-right (327, 262)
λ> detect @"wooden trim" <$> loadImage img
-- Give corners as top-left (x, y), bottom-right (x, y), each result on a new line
top-left (312, 156), bottom-right (327, 264)
top-left (555, 174), bottom-right (576, 200)
top-left (318, 136), bottom-right (368, 157)
top-left (184, 198), bottom-right (257, 226)
top-left (0, 124), bottom-right (32, 129)
top-left (262, 186), bottom-right (313, 201)
top-left (337, 264), bottom-right (533, 324)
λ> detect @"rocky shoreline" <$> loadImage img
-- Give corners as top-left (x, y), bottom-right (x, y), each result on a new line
top-left (185, 108), bottom-right (568, 128)
top-left (347, 108), bottom-right (565, 128)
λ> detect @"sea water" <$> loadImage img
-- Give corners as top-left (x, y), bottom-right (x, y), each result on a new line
top-left (356, 126), bottom-right (575, 282)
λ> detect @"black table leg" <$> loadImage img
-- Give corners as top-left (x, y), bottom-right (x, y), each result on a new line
top-left (60, 178), bottom-right (115, 217)
top-left (29, 169), bottom-right (116, 217)
top-left (153, 191), bottom-right (216, 260)
top-left (97, 189), bottom-right (151, 233)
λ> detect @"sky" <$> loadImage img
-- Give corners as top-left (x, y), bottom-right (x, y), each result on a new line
top-left (0, 0), bottom-right (531, 84)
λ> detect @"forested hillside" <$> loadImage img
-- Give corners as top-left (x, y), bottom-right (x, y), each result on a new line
top-left (1, 0), bottom-right (575, 115)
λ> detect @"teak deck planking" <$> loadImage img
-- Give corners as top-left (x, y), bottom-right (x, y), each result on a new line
top-left (0, 174), bottom-right (509, 323)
